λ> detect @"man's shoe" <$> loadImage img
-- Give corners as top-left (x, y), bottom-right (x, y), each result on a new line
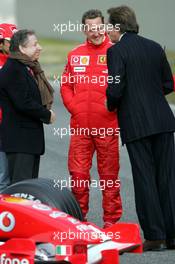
top-left (143, 240), bottom-right (166, 252)
top-left (166, 239), bottom-right (175, 249)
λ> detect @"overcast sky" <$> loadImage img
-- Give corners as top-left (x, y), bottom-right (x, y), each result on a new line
top-left (0, 0), bottom-right (16, 24)
top-left (0, 0), bottom-right (174, 51)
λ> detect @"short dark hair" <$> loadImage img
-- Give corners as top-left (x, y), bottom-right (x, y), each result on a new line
top-left (82, 9), bottom-right (104, 24)
top-left (107, 6), bottom-right (139, 34)
top-left (10, 29), bottom-right (35, 52)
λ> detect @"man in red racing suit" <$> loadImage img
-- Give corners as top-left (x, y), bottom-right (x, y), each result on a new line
top-left (0, 24), bottom-right (17, 68)
top-left (0, 27), bottom-right (8, 68)
top-left (60, 10), bottom-right (122, 228)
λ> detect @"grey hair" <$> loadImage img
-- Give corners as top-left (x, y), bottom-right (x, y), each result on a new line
top-left (10, 29), bottom-right (35, 52)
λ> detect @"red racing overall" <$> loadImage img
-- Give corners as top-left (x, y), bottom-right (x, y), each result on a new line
top-left (61, 36), bottom-right (122, 226)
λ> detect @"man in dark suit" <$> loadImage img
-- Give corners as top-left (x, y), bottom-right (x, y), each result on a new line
top-left (106, 6), bottom-right (175, 251)
top-left (0, 29), bottom-right (56, 184)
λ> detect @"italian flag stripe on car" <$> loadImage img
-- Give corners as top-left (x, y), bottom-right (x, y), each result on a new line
top-left (56, 245), bottom-right (72, 255)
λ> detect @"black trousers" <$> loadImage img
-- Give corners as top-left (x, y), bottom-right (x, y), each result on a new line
top-left (126, 132), bottom-right (175, 240)
top-left (6, 153), bottom-right (40, 184)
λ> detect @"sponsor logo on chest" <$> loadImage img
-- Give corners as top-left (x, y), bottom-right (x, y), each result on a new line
top-left (73, 66), bottom-right (86, 72)
top-left (71, 55), bottom-right (90, 66)
top-left (97, 55), bottom-right (107, 65)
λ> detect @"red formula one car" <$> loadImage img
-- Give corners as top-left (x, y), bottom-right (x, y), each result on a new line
top-left (0, 178), bottom-right (142, 263)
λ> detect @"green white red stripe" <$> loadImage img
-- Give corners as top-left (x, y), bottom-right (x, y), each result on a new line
top-left (56, 245), bottom-right (72, 256)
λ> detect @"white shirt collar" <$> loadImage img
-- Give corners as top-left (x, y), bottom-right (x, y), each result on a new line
top-left (119, 32), bottom-right (126, 41)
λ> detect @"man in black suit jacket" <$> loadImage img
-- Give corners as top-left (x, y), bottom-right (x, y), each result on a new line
top-left (0, 30), bottom-right (56, 184)
top-left (106, 6), bottom-right (175, 251)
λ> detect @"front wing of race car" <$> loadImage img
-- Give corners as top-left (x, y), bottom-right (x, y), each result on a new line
top-left (0, 194), bottom-right (142, 263)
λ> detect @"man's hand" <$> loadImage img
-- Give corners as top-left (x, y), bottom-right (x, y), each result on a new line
top-left (49, 109), bottom-right (56, 124)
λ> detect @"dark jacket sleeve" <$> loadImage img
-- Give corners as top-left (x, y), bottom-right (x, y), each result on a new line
top-left (161, 49), bottom-right (174, 95)
top-left (106, 47), bottom-right (126, 111)
top-left (6, 67), bottom-right (51, 124)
